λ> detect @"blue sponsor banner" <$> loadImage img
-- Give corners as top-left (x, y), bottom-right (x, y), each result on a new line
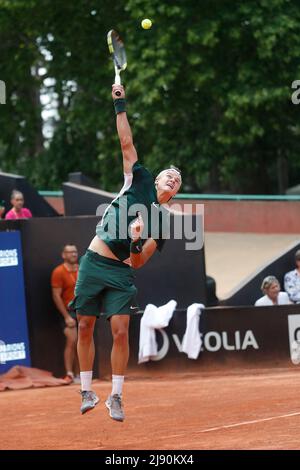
top-left (0, 231), bottom-right (31, 373)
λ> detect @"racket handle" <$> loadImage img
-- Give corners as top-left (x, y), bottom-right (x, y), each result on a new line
top-left (115, 72), bottom-right (121, 95)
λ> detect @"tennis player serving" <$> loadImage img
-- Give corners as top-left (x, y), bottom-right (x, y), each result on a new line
top-left (69, 84), bottom-right (182, 421)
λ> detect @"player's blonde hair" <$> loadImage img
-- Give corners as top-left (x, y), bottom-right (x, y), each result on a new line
top-left (155, 166), bottom-right (182, 186)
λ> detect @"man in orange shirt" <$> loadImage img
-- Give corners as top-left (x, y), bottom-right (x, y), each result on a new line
top-left (51, 244), bottom-right (79, 383)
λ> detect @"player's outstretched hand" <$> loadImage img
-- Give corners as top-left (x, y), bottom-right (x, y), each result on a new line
top-left (130, 212), bottom-right (144, 241)
top-left (112, 84), bottom-right (125, 100)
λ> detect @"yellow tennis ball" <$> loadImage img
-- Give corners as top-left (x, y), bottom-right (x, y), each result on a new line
top-left (141, 19), bottom-right (152, 30)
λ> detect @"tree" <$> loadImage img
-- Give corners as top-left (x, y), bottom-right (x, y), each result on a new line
top-left (1, 0), bottom-right (300, 194)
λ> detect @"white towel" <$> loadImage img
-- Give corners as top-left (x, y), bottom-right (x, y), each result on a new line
top-left (138, 300), bottom-right (177, 364)
top-left (182, 303), bottom-right (204, 359)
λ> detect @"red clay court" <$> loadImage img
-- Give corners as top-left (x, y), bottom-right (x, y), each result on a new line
top-left (1, 367), bottom-right (300, 450)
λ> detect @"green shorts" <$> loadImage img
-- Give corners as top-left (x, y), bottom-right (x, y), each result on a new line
top-left (68, 249), bottom-right (138, 320)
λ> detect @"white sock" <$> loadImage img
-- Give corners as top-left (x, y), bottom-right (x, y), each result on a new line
top-left (80, 371), bottom-right (93, 391)
top-left (111, 375), bottom-right (124, 396)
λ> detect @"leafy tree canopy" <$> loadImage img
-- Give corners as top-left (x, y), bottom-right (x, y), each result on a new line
top-left (0, 0), bottom-right (300, 194)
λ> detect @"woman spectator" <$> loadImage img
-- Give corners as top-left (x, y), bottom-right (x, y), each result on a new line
top-left (255, 276), bottom-right (291, 306)
top-left (5, 190), bottom-right (32, 220)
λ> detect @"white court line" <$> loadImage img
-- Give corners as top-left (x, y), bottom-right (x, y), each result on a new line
top-left (118, 411), bottom-right (300, 446)
top-left (199, 411), bottom-right (300, 433)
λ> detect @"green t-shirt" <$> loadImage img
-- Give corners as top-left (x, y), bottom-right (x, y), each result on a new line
top-left (96, 162), bottom-right (167, 261)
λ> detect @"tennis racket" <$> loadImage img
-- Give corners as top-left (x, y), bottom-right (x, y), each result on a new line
top-left (107, 29), bottom-right (127, 97)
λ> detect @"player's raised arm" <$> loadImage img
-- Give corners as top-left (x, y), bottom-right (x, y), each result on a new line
top-left (112, 84), bottom-right (138, 174)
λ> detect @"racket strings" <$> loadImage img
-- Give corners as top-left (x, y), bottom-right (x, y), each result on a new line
top-left (108, 30), bottom-right (127, 73)
top-left (113, 43), bottom-right (126, 70)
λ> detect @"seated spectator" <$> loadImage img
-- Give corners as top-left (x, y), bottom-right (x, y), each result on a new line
top-left (284, 250), bottom-right (300, 304)
top-left (255, 276), bottom-right (291, 306)
top-left (51, 244), bottom-right (80, 384)
top-left (5, 190), bottom-right (32, 220)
